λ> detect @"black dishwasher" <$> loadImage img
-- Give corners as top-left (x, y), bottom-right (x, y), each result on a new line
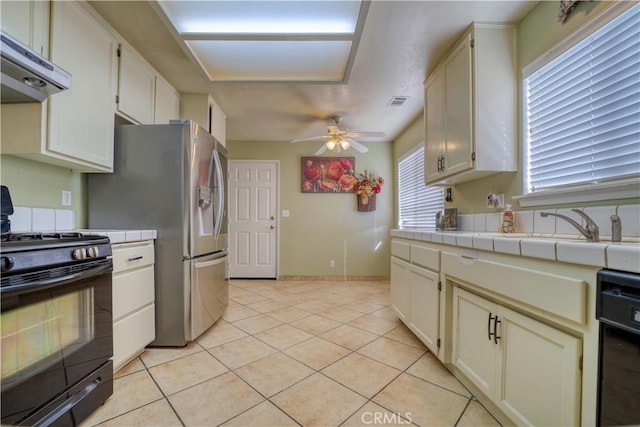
top-left (596, 269), bottom-right (640, 426)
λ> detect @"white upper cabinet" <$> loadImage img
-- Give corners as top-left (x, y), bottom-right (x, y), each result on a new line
top-left (210, 98), bottom-right (227, 146)
top-left (1, 1), bottom-right (118, 172)
top-left (47, 1), bottom-right (118, 171)
top-left (117, 44), bottom-right (156, 125)
top-left (424, 23), bottom-right (517, 185)
top-left (1, 0), bottom-right (50, 57)
top-left (180, 94), bottom-right (226, 145)
top-left (154, 74), bottom-right (180, 124)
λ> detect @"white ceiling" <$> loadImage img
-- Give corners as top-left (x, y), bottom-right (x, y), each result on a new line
top-left (89, 1), bottom-right (539, 145)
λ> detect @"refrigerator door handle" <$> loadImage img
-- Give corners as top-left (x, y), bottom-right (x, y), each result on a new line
top-left (212, 150), bottom-right (224, 239)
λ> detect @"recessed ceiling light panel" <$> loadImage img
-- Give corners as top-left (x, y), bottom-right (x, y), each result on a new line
top-left (159, 1), bottom-right (362, 34)
top-left (187, 40), bottom-right (351, 81)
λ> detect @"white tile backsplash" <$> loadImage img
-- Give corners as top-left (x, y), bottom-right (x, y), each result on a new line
top-left (55, 209), bottom-right (75, 231)
top-left (473, 214), bottom-right (487, 232)
top-left (9, 207), bottom-right (75, 232)
top-left (32, 208), bottom-right (55, 231)
top-left (515, 210), bottom-right (534, 233)
top-left (617, 204), bottom-right (640, 238)
top-left (458, 214), bottom-right (473, 232)
top-left (554, 208), bottom-right (581, 236)
top-left (9, 207), bottom-right (32, 232)
top-left (485, 213), bottom-right (501, 233)
top-left (533, 210), bottom-right (556, 234)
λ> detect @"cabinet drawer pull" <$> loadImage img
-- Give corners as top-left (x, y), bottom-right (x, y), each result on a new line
top-left (494, 317), bottom-right (501, 344)
top-left (128, 256), bottom-right (144, 262)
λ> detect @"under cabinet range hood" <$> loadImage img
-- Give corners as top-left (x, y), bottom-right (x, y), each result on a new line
top-left (1, 32), bottom-right (71, 103)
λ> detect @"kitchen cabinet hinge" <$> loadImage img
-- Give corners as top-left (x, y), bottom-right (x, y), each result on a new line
top-left (115, 95), bottom-right (119, 104)
top-left (438, 281), bottom-right (442, 291)
top-left (579, 356), bottom-right (583, 371)
top-left (437, 338), bottom-right (441, 348)
top-left (471, 152), bottom-right (476, 161)
top-left (117, 48), bottom-right (121, 58)
top-left (470, 39), bottom-right (475, 48)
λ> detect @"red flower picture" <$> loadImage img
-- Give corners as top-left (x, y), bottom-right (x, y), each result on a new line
top-left (301, 156), bottom-right (356, 193)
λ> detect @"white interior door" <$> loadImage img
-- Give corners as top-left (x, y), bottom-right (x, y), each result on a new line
top-left (228, 160), bottom-right (278, 278)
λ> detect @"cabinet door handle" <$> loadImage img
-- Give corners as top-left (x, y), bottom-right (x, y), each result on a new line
top-left (488, 312), bottom-right (495, 341)
top-left (494, 316), bottom-right (501, 344)
top-left (128, 256), bottom-right (143, 262)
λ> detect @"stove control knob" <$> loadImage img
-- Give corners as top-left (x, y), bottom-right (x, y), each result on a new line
top-left (87, 246), bottom-right (99, 258)
top-left (73, 248), bottom-right (87, 260)
top-left (1, 256), bottom-right (15, 273)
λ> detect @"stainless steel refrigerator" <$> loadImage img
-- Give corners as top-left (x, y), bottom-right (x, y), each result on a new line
top-left (88, 120), bottom-right (228, 346)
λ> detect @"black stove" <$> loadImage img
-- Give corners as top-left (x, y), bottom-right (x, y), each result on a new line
top-left (0, 232), bottom-right (112, 286)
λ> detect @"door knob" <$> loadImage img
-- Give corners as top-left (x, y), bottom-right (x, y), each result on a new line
top-left (270, 216), bottom-right (275, 220)
top-left (270, 225), bottom-right (275, 229)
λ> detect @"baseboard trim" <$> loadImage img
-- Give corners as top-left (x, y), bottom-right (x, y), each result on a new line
top-left (277, 275), bottom-right (389, 282)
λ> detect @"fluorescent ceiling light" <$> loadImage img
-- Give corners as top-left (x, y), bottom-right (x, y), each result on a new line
top-left (156, 0), bottom-right (368, 83)
top-left (159, 1), bottom-right (361, 34)
top-left (187, 40), bottom-right (351, 81)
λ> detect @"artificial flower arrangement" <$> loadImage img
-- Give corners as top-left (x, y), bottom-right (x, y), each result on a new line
top-left (354, 170), bottom-right (384, 205)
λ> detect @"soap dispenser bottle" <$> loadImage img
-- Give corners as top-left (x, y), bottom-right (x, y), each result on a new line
top-left (501, 205), bottom-right (515, 233)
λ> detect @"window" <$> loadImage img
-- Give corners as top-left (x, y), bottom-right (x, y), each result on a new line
top-left (398, 145), bottom-right (444, 229)
top-left (522, 3), bottom-right (640, 203)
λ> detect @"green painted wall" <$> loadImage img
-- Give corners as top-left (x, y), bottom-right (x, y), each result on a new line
top-left (227, 140), bottom-right (393, 278)
top-left (393, 0), bottom-right (638, 215)
top-left (0, 155), bottom-right (86, 226)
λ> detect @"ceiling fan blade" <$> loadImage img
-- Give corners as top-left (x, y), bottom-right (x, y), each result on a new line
top-left (291, 135), bottom-right (331, 143)
top-left (345, 138), bottom-right (369, 153)
top-left (343, 131), bottom-right (386, 138)
top-left (314, 144), bottom-right (328, 155)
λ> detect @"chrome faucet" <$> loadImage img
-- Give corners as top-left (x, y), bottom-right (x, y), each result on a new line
top-left (610, 215), bottom-right (622, 242)
top-left (539, 209), bottom-right (600, 242)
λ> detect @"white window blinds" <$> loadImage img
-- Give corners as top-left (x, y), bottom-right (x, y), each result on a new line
top-left (524, 3), bottom-right (640, 194)
top-left (398, 145), bottom-right (444, 229)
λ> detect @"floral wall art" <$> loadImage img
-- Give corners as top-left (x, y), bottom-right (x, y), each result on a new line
top-left (301, 156), bottom-right (356, 193)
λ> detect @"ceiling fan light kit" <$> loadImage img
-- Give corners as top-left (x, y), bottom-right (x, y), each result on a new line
top-left (291, 115), bottom-right (384, 155)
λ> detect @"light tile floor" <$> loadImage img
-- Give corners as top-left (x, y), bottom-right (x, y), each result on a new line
top-left (82, 280), bottom-right (501, 427)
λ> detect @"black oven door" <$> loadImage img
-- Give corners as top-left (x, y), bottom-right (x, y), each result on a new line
top-left (1, 258), bottom-right (113, 425)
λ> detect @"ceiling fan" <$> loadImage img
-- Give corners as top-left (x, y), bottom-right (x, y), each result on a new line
top-left (291, 116), bottom-right (385, 155)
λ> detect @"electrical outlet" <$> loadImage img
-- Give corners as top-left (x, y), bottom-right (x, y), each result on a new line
top-left (329, 260), bottom-right (335, 268)
top-left (62, 190), bottom-right (72, 206)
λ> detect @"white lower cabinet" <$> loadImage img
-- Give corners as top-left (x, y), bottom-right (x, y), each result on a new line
top-left (391, 256), bottom-right (440, 355)
top-left (390, 257), bottom-right (411, 322)
top-left (453, 286), bottom-right (582, 426)
top-left (111, 240), bottom-right (155, 372)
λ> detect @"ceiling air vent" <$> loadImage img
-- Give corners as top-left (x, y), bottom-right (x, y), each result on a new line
top-left (387, 96), bottom-right (409, 107)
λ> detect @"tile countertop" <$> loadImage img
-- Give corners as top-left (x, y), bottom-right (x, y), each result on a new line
top-left (390, 229), bottom-right (640, 274)
top-left (78, 229), bottom-right (157, 244)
